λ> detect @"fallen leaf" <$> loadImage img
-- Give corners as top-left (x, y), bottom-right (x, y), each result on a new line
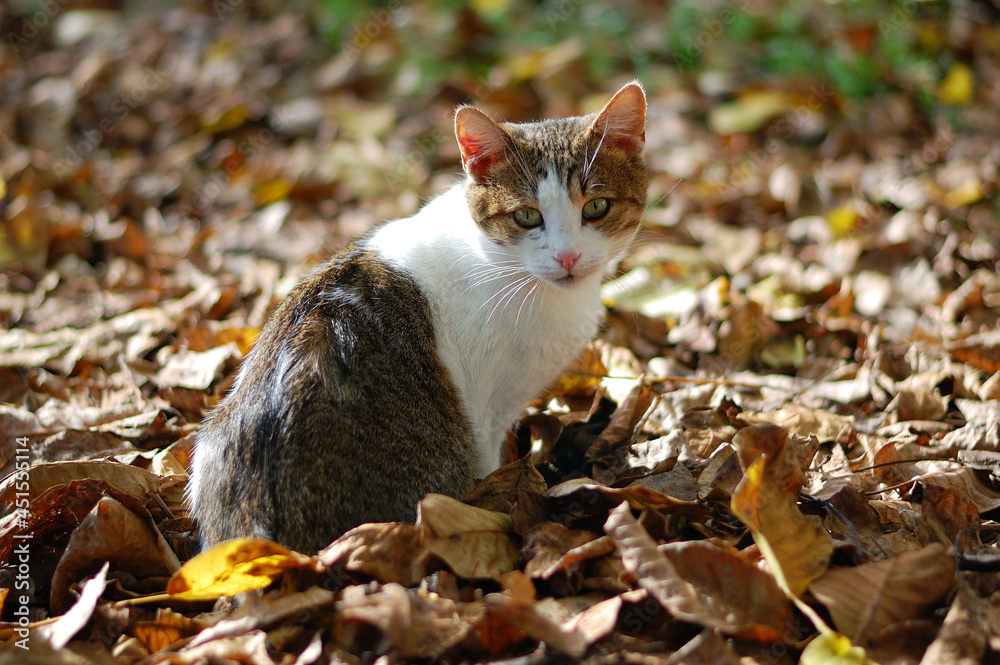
top-left (50, 497), bottom-right (180, 614)
top-left (919, 580), bottom-right (991, 664)
top-left (318, 522), bottom-right (430, 586)
top-left (0, 460), bottom-right (171, 506)
top-left (483, 592), bottom-right (589, 658)
top-left (154, 344), bottom-right (241, 390)
top-left (800, 631), bottom-right (873, 664)
top-left (416, 493), bottom-right (519, 580)
top-left (164, 538), bottom-right (318, 602)
top-left (339, 583), bottom-right (469, 659)
top-left (605, 502), bottom-right (791, 641)
top-left (731, 424), bottom-right (833, 596)
top-left (709, 90), bottom-right (789, 135)
top-left (659, 540), bottom-right (794, 642)
top-left (131, 608), bottom-right (199, 653)
top-left (36, 562), bottom-right (109, 649)
top-left (810, 543), bottom-right (956, 645)
top-left (938, 62), bottom-right (974, 105)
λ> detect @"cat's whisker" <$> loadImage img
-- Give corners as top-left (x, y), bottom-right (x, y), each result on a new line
top-left (477, 273), bottom-right (528, 313)
top-left (462, 271), bottom-right (525, 294)
top-left (514, 280), bottom-right (540, 329)
top-left (483, 275), bottom-right (533, 324)
top-left (491, 276), bottom-right (534, 325)
top-left (461, 264), bottom-right (525, 290)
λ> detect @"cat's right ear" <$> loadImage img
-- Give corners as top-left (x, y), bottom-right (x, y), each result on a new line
top-left (455, 107), bottom-right (509, 181)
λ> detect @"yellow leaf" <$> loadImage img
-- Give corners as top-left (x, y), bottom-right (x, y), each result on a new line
top-left (552, 344), bottom-right (606, 397)
top-left (255, 178), bottom-right (293, 207)
top-left (0, 175), bottom-right (6, 200)
top-left (201, 103), bottom-right (249, 134)
top-left (730, 425), bottom-right (833, 597)
top-left (165, 538), bottom-right (317, 601)
top-left (800, 632), bottom-right (872, 665)
top-left (944, 180), bottom-right (982, 207)
top-left (216, 326), bottom-right (261, 356)
top-left (938, 62), bottom-right (974, 105)
top-left (471, 0), bottom-right (512, 16)
top-left (709, 90), bottom-right (789, 135)
top-left (827, 202), bottom-right (858, 239)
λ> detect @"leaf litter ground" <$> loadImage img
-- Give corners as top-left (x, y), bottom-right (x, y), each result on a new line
top-left (1, 2), bottom-right (1000, 664)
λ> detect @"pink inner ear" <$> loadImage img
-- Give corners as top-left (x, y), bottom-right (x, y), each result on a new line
top-left (591, 83), bottom-right (647, 158)
top-left (455, 107), bottom-right (508, 180)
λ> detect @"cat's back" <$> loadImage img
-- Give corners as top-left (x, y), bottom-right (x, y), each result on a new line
top-left (190, 242), bottom-right (476, 554)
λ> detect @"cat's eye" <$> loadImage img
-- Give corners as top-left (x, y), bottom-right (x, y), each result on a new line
top-left (582, 198), bottom-right (610, 221)
top-left (513, 208), bottom-right (543, 228)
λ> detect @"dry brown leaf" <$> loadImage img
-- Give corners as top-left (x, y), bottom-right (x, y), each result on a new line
top-left (0, 460), bottom-right (171, 506)
top-left (339, 583), bottom-right (469, 659)
top-left (553, 342), bottom-right (607, 397)
top-left (537, 535), bottom-right (617, 580)
top-left (483, 593), bottom-right (587, 658)
top-left (185, 586), bottom-right (335, 650)
top-left (887, 384), bottom-right (949, 421)
top-left (822, 487), bottom-right (920, 561)
top-left (604, 503), bottom-right (704, 617)
top-left (416, 493), bottom-right (519, 580)
top-left (716, 297), bottom-right (779, 367)
top-left (522, 522), bottom-right (599, 579)
top-left (50, 497), bottom-right (180, 614)
top-left (731, 424), bottom-right (833, 596)
top-left (810, 543), bottom-right (956, 646)
top-left (154, 343), bottom-right (241, 391)
top-left (131, 608), bottom-right (200, 653)
top-left (948, 330), bottom-right (1000, 374)
top-left (920, 484), bottom-right (981, 542)
top-left (916, 466), bottom-right (1000, 513)
top-left (318, 522), bottom-right (430, 586)
top-left (918, 580), bottom-right (991, 665)
top-left (871, 441), bottom-right (918, 487)
top-left (659, 540), bottom-right (794, 642)
top-left (35, 562), bottom-right (109, 649)
top-left (545, 477), bottom-right (707, 518)
top-left (585, 381), bottom-right (656, 466)
top-left (741, 404), bottom-right (854, 443)
top-left (605, 502), bottom-right (790, 641)
top-left (464, 457), bottom-right (548, 513)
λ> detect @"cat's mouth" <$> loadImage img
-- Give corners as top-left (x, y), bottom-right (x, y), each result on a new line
top-left (550, 272), bottom-right (586, 288)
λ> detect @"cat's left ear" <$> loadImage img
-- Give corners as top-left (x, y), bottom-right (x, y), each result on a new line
top-left (455, 107), bottom-right (509, 181)
top-left (587, 81), bottom-right (646, 158)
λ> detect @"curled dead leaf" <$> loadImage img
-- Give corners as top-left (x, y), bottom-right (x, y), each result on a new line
top-left (50, 497), bottom-right (179, 614)
top-left (731, 425), bottom-right (833, 597)
top-left (416, 493), bottom-right (519, 580)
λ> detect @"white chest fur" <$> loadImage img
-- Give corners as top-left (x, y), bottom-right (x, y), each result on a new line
top-left (368, 183), bottom-right (604, 477)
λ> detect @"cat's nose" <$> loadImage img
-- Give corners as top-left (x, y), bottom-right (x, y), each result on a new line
top-left (555, 251), bottom-right (581, 273)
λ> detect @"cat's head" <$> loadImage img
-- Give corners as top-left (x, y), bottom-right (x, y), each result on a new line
top-left (455, 81), bottom-right (648, 288)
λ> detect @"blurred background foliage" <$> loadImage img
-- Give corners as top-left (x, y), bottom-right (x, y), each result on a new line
top-left (1, 0), bottom-right (997, 271)
top-left (306, 0), bottom-right (984, 107)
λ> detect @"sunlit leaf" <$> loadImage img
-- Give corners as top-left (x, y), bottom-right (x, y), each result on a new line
top-left (800, 632), bottom-right (872, 665)
top-left (938, 62), bottom-right (974, 105)
top-left (709, 90), bottom-right (789, 135)
top-left (827, 202), bottom-right (858, 238)
top-left (254, 177), bottom-right (293, 207)
top-left (730, 425), bottom-right (833, 597)
top-left (165, 538), bottom-right (318, 601)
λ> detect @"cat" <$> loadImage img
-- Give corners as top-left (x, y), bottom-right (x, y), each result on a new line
top-left (188, 81), bottom-right (649, 555)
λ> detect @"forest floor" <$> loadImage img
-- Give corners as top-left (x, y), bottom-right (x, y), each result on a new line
top-left (1, 1), bottom-right (999, 664)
